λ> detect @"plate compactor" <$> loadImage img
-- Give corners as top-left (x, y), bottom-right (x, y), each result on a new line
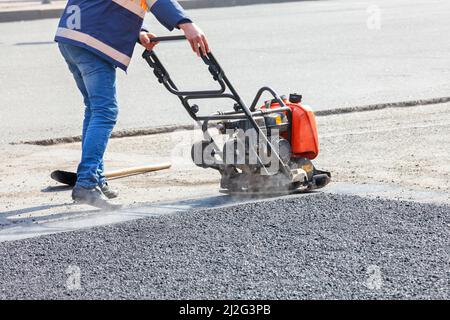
top-left (143, 36), bottom-right (331, 194)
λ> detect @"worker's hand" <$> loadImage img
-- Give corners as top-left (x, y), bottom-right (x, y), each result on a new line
top-left (178, 22), bottom-right (210, 57)
top-left (139, 32), bottom-right (159, 51)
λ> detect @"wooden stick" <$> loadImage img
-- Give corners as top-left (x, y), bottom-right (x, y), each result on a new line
top-left (50, 163), bottom-right (172, 187)
top-left (105, 163), bottom-right (172, 179)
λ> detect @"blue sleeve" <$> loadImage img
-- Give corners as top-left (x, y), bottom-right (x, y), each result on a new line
top-left (150, 0), bottom-right (192, 31)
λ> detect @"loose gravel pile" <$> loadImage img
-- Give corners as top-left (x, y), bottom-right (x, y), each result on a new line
top-left (0, 194), bottom-right (449, 299)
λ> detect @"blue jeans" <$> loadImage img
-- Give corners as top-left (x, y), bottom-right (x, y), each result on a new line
top-left (58, 43), bottom-right (118, 188)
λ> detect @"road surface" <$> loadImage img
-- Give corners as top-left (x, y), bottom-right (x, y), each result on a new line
top-left (1, 1), bottom-right (449, 299)
top-left (0, 0), bottom-right (449, 143)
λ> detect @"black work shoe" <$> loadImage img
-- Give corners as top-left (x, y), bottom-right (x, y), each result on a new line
top-left (100, 182), bottom-right (119, 199)
top-left (72, 185), bottom-right (122, 210)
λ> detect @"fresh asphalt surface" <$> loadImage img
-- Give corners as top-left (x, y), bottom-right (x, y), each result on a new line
top-left (0, 194), bottom-right (449, 299)
top-left (1, 0), bottom-right (450, 143)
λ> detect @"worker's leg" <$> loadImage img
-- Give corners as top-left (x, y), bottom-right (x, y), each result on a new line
top-left (59, 43), bottom-right (118, 188)
top-left (58, 43), bottom-right (110, 190)
top-left (77, 58), bottom-right (117, 188)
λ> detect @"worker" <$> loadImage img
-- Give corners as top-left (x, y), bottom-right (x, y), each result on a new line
top-left (55, 0), bottom-right (209, 208)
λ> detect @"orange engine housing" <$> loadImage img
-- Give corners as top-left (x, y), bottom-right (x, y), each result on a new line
top-left (262, 99), bottom-right (319, 160)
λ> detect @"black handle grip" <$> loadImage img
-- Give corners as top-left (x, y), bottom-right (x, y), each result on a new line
top-left (150, 35), bottom-right (186, 43)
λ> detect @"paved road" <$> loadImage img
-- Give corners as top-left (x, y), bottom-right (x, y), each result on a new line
top-left (0, 193), bottom-right (448, 299)
top-left (1, 0), bottom-right (449, 143)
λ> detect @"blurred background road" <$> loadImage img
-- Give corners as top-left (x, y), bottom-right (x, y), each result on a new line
top-left (0, 0), bottom-right (449, 143)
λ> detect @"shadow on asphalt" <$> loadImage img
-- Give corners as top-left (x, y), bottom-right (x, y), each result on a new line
top-left (0, 202), bottom-right (99, 228)
top-left (1, 203), bottom-right (73, 216)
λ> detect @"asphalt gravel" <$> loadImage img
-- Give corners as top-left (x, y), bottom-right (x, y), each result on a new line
top-left (0, 193), bottom-right (449, 299)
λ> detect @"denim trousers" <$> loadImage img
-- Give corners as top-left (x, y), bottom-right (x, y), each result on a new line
top-left (58, 42), bottom-right (118, 188)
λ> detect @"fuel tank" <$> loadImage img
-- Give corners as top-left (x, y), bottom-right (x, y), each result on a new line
top-left (261, 94), bottom-right (319, 159)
